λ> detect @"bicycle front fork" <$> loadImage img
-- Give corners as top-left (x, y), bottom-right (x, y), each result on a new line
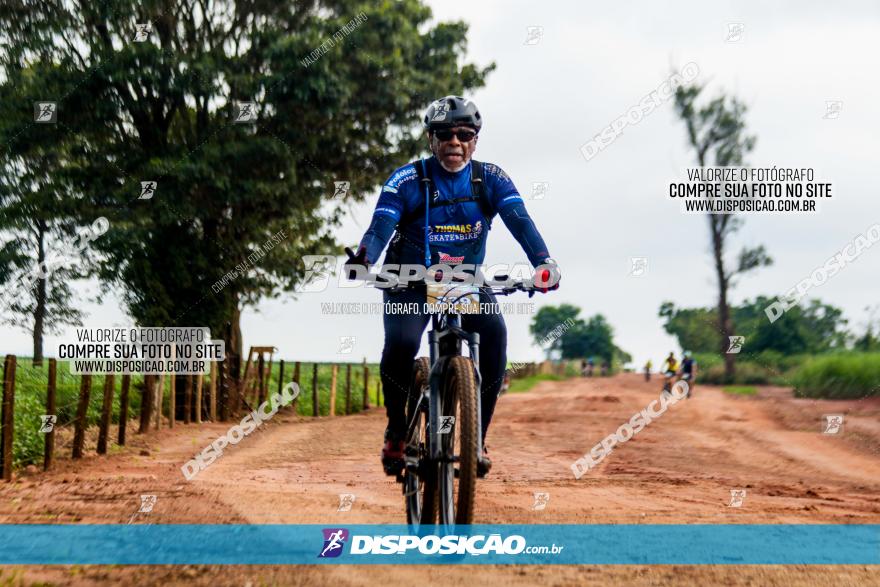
top-left (426, 329), bottom-right (484, 462)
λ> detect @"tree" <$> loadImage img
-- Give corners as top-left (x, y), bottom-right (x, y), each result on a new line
top-left (659, 296), bottom-right (850, 356)
top-left (530, 304), bottom-right (581, 359)
top-left (560, 315), bottom-right (616, 362)
top-left (0, 66), bottom-right (96, 366)
top-left (854, 306), bottom-right (880, 351)
top-left (0, 1), bottom-right (493, 381)
top-left (530, 305), bottom-right (626, 363)
top-left (658, 301), bottom-right (717, 353)
top-left (674, 82), bottom-right (772, 382)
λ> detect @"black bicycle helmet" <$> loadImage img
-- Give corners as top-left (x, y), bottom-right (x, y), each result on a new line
top-left (423, 96), bottom-right (482, 132)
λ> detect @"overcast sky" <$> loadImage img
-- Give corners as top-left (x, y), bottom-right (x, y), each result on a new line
top-left (4, 0), bottom-right (879, 367)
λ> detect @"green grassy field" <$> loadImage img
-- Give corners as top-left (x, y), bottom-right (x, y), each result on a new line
top-left (793, 353), bottom-right (880, 399)
top-left (723, 385), bottom-right (758, 396)
top-left (4, 358), bottom-right (381, 468)
top-left (694, 351), bottom-right (880, 398)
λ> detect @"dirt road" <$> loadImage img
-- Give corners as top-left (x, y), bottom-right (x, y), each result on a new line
top-left (1, 374), bottom-right (878, 586)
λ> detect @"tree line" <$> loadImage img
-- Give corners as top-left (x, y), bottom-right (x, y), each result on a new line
top-left (0, 0), bottom-right (494, 365)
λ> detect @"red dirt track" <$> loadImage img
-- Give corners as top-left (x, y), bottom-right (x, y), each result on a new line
top-left (1, 373), bottom-right (878, 586)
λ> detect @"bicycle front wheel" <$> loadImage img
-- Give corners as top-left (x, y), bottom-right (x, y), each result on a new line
top-left (405, 357), bottom-right (437, 526)
top-left (439, 355), bottom-right (479, 525)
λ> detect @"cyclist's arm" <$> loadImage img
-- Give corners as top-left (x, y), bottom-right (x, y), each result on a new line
top-left (485, 164), bottom-right (551, 266)
top-left (357, 166), bottom-right (413, 263)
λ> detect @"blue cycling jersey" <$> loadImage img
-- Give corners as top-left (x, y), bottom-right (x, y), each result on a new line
top-left (359, 156), bottom-right (551, 268)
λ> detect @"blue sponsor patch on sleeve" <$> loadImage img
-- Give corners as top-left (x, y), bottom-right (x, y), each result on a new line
top-left (374, 206), bottom-right (400, 219)
top-left (383, 165), bottom-right (417, 193)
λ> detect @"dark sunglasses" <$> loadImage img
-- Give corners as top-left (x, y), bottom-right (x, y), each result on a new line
top-left (433, 128), bottom-right (477, 142)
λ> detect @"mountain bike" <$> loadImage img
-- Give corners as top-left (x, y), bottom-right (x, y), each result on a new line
top-left (381, 276), bottom-right (538, 526)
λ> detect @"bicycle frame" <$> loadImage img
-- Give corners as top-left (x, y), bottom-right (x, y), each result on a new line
top-left (426, 311), bottom-right (483, 462)
top-left (403, 310), bottom-right (483, 468)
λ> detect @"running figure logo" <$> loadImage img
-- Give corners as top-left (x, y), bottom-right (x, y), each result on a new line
top-left (438, 416), bottom-right (456, 434)
top-left (822, 414), bottom-right (844, 434)
top-left (531, 182), bottom-right (549, 200)
top-left (727, 336), bottom-right (745, 354)
top-left (524, 26), bottom-right (544, 45)
top-left (532, 492), bottom-right (550, 511)
top-left (133, 23), bottom-right (151, 42)
top-left (34, 102), bottom-right (57, 123)
top-left (138, 495), bottom-right (157, 513)
top-left (337, 494), bottom-right (356, 512)
top-left (629, 257), bottom-right (648, 277)
top-left (726, 23), bottom-right (745, 43)
top-left (318, 528), bottom-right (349, 558)
top-left (728, 489), bottom-right (746, 508)
top-left (337, 336), bottom-right (355, 354)
top-left (234, 101), bottom-right (257, 123)
top-left (333, 181), bottom-right (350, 199)
top-left (431, 101), bottom-right (450, 121)
top-left (39, 415), bottom-right (57, 433)
top-left (823, 101), bottom-right (843, 120)
top-left (139, 181), bottom-right (157, 200)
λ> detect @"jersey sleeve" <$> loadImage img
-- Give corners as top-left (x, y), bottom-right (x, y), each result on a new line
top-left (483, 162), bottom-right (524, 212)
top-left (358, 164), bottom-right (417, 263)
top-left (484, 162), bottom-right (551, 267)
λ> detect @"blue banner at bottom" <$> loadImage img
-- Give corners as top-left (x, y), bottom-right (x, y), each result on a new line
top-left (0, 524), bottom-right (876, 565)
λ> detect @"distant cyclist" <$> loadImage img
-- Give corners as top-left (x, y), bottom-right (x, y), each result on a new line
top-left (644, 359), bottom-right (652, 382)
top-left (661, 352), bottom-right (678, 395)
top-left (586, 357), bottom-right (595, 377)
top-left (678, 351), bottom-right (697, 398)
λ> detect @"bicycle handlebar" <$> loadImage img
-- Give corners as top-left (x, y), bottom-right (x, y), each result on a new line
top-left (359, 273), bottom-right (538, 297)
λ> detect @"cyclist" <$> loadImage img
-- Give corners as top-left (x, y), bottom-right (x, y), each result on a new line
top-left (345, 96), bottom-right (559, 477)
top-left (586, 357), bottom-right (594, 377)
top-left (661, 351), bottom-right (678, 395)
top-left (678, 350), bottom-right (697, 398)
top-left (644, 359), bottom-right (652, 381)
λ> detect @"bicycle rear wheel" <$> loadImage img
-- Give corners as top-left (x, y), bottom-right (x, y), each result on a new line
top-left (439, 355), bottom-right (479, 525)
top-left (405, 357), bottom-right (438, 525)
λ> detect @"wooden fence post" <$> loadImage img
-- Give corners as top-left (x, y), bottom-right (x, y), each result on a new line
top-left (345, 364), bottom-right (352, 415)
top-left (72, 374), bottom-right (91, 459)
top-left (169, 371), bottom-right (176, 428)
top-left (257, 354), bottom-right (265, 407)
top-left (277, 360), bottom-right (285, 398)
top-left (156, 373), bottom-right (164, 430)
top-left (311, 363), bottom-right (319, 417)
top-left (230, 355), bottom-right (241, 414)
top-left (195, 373), bottom-right (203, 424)
top-left (1, 355), bottom-right (16, 480)
top-left (219, 360), bottom-right (228, 422)
top-left (209, 361), bottom-right (217, 421)
top-left (329, 364), bottom-right (338, 417)
top-left (118, 374), bottom-right (130, 445)
top-left (44, 358), bottom-right (57, 470)
top-left (362, 364), bottom-right (369, 410)
top-left (260, 353), bottom-right (270, 405)
top-left (184, 375), bottom-right (192, 425)
top-left (97, 374), bottom-right (115, 454)
top-left (138, 374), bottom-right (151, 434)
top-left (292, 361), bottom-right (301, 413)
